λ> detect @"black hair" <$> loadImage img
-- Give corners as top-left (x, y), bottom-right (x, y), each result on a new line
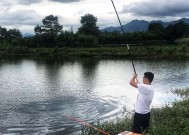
top-left (144, 72), bottom-right (154, 83)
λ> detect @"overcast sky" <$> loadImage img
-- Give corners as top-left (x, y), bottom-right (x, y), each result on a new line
top-left (1, 0), bottom-right (189, 34)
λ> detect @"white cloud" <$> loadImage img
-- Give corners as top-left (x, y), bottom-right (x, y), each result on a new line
top-left (122, 0), bottom-right (189, 17)
top-left (17, 0), bottom-right (42, 5)
top-left (0, 0), bottom-right (188, 34)
top-left (0, 10), bottom-right (43, 26)
top-left (48, 0), bottom-right (84, 3)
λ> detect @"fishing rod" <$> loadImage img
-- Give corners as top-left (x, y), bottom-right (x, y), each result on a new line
top-left (64, 114), bottom-right (110, 135)
top-left (110, 0), bottom-right (136, 74)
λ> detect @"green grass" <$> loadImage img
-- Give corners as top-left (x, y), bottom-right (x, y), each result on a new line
top-left (0, 45), bottom-right (189, 59)
top-left (80, 88), bottom-right (189, 135)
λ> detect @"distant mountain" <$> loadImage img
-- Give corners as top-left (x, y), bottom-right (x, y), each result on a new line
top-left (101, 20), bottom-right (149, 32)
top-left (101, 18), bottom-right (189, 33)
top-left (22, 33), bottom-right (34, 37)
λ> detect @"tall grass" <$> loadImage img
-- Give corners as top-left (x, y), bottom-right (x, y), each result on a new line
top-left (0, 45), bottom-right (189, 58)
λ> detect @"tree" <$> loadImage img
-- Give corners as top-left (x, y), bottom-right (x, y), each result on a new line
top-left (0, 27), bottom-right (21, 42)
top-left (148, 23), bottom-right (164, 39)
top-left (0, 26), bottom-right (8, 40)
top-left (34, 25), bottom-right (45, 35)
top-left (34, 15), bottom-right (63, 35)
top-left (56, 31), bottom-right (75, 47)
top-left (8, 28), bottom-right (22, 39)
top-left (78, 14), bottom-right (100, 36)
top-left (173, 21), bottom-right (189, 38)
top-left (76, 34), bottom-right (98, 47)
top-left (164, 24), bottom-right (175, 41)
top-left (165, 21), bottom-right (189, 41)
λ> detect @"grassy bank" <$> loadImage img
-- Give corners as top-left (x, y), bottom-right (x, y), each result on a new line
top-left (0, 45), bottom-right (189, 59)
top-left (80, 88), bottom-right (189, 135)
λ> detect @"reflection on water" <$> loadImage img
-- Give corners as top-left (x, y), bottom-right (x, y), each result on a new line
top-left (0, 58), bottom-right (189, 134)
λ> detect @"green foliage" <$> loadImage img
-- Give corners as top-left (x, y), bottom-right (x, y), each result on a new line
top-left (12, 38), bottom-right (25, 46)
top-left (0, 26), bottom-right (22, 42)
top-left (165, 21), bottom-right (189, 41)
top-left (165, 47), bottom-right (175, 56)
top-left (172, 88), bottom-right (189, 99)
top-left (34, 15), bottom-right (63, 35)
top-left (76, 34), bottom-right (98, 47)
top-left (148, 23), bottom-right (164, 39)
top-left (81, 108), bottom-right (133, 135)
top-left (0, 26), bottom-right (8, 41)
top-left (34, 34), bottom-right (56, 48)
top-left (8, 28), bottom-right (22, 39)
top-left (78, 14), bottom-right (100, 36)
top-left (56, 31), bottom-right (75, 47)
top-left (0, 45), bottom-right (189, 58)
top-left (150, 88), bottom-right (189, 135)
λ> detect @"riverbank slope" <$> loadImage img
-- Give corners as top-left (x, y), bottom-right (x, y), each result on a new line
top-left (81, 88), bottom-right (189, 135)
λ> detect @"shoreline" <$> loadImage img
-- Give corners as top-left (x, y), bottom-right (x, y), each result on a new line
top-left (80, 88), bottom-right (189, 135)
top-left (0, 45), bottom-right (189, 59)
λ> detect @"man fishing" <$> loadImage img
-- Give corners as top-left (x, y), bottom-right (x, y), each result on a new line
top-left (129, 72), bottom-right (154, 134)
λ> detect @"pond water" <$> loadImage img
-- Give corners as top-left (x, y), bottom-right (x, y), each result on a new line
top-left (0, 58), bottom-right (189, 135)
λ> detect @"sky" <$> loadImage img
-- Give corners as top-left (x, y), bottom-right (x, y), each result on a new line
top-left (1, 0), bottom-right (189, 34)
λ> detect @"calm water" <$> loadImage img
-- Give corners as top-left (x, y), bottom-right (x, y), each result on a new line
top-left (0, 58), bottom-right (189, 135)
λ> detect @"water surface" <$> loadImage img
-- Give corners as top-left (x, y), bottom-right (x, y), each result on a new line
top-left (0, 58), bottom-right (189, 134)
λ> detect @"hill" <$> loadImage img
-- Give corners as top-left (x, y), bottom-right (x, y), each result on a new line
top-left (101, 18), bottom-right (189, 32)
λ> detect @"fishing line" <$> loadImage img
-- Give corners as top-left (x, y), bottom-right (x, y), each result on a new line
top-left (64, 114), bottom-right (110, 135)
top-left (110, 0), bottom-right (136, 74)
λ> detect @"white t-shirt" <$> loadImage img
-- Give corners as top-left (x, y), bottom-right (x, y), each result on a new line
top-left (135, 83), bottom-right (154, 114)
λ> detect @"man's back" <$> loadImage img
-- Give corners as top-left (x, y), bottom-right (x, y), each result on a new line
top-left (135, 83), bottom-right (154, 114)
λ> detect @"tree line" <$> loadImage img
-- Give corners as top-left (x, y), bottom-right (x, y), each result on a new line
top-left (0, 14), bottom-right (189, 48)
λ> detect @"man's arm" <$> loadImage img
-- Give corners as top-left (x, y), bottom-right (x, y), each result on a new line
top-left (130, 74), bottom-right (138, 88)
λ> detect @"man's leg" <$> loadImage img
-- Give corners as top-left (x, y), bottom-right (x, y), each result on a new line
top-left (132, 112), bottom-right (142, 134)
top-left (141, 112), bottom-right (150, 133)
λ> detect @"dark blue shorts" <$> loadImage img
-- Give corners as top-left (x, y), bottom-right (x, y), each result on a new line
top-left (132, 112), bottom-right (150, 134)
